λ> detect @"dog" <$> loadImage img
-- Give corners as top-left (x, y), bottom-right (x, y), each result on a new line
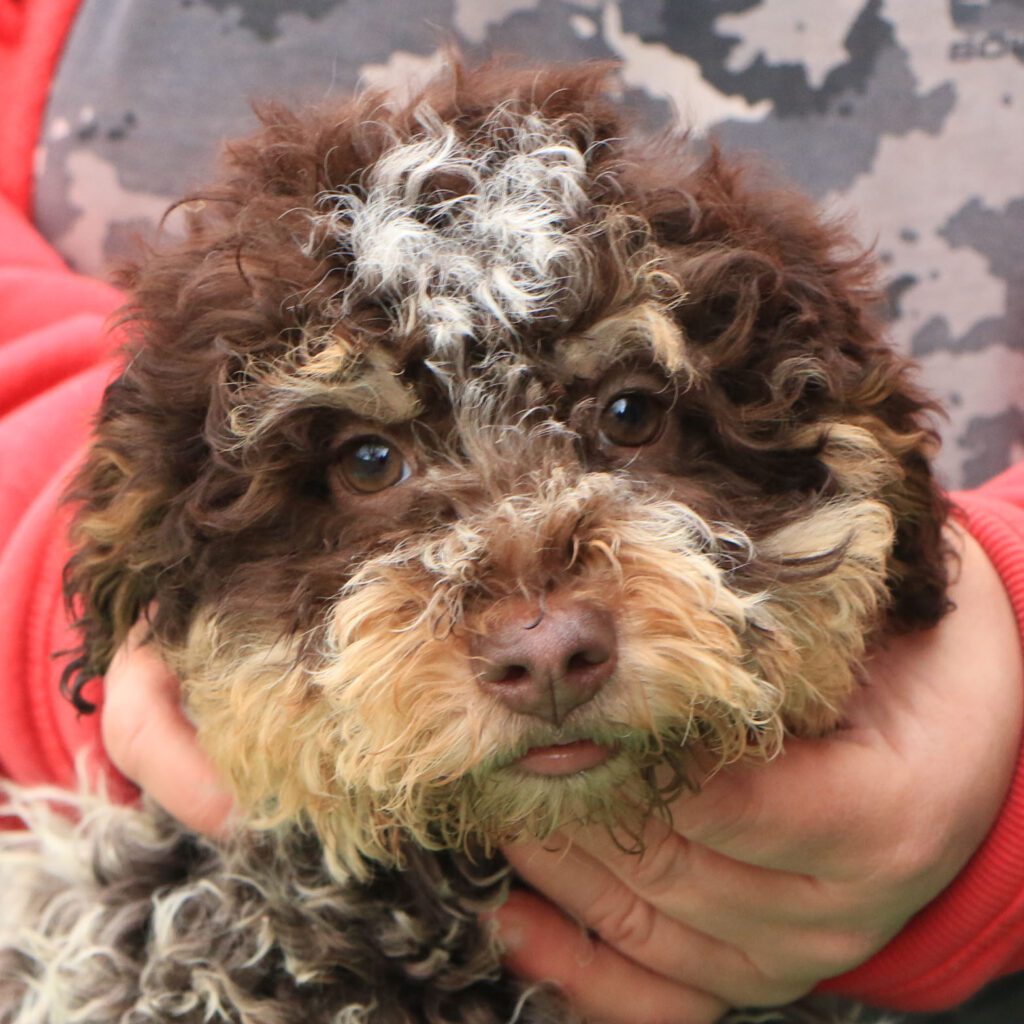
top-left (0, 60), bottom-right (946, 1023)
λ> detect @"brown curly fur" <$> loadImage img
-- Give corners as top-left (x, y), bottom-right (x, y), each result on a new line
top-left (34, 57), bottom-right (947, 1020)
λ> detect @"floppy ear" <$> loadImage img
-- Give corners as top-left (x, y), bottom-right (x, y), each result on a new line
top-left (62, 226), bottom-right (309, 711)
top-left (60, 215), bottom-right (264, 710)
top-left (629, 146), bottom-right (950, 632)
top-left (61, 362), bottom-right (179, 712)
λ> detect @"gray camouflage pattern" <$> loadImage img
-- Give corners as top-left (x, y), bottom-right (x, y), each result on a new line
top-left (31, 4), bottom-right (1024, 1015)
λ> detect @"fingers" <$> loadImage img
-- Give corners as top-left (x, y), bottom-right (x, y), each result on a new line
top-left (102, 621), bottom-right (236, 837)
top-left (494, 889), bottom-right (728, 1024)
top-left (504, 838), bottom-right (829, 1007)
top-left (556, 819), bottom-right (873, 937)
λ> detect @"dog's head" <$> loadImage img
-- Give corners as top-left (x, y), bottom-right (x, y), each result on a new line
top-left (64, 61), bottom-right (948, 870)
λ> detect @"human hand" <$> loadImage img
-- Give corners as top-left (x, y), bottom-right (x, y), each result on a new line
top-left (101, 616), bottom-right (236, 836)
top-left (494, 527), bottom-right (1023, 1023)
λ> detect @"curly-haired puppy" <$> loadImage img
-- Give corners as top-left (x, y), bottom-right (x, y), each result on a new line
top-left (0, 61), bottom-right (946, 1024)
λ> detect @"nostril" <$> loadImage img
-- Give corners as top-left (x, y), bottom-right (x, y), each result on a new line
top-left (476, 659), bottom-right (532, 684)
top-left (567, 646), bottom-right (610, 671)
top-left (497, 664), bottom-right (530, 684)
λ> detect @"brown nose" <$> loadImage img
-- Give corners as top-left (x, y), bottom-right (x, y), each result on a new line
top-left (472, 599), bottom-right (616, 726)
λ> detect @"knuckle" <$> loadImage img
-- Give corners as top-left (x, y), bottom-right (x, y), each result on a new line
top-left (630, 834), bottom-right (688, 895)
top-left (588, 890), bottom-right (658, 951)
top-left (678, 774), bottom-right (759, 850)
top-left (100, 695), bottom-right (147, 780)
top-left (99, 697), bottom-right (127, 759)
top-left (883, 828), bottom-right (943, 887)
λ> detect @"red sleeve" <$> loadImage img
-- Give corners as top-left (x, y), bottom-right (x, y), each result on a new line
top-left (0, 0), bottom-right (83, 213)
top-left (0, 190), bottom-right (134, 801)
top-left (819, 462), bottom-right (1024, 1011)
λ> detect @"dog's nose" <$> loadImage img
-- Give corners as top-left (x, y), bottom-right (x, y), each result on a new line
top-left (472, 600), bottom-right (616, 725)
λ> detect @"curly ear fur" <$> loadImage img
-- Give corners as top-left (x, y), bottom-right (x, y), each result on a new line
top-left (61, 58), bottom-right (949, 717)
top-left (621, 143), bottom-right (950, 629)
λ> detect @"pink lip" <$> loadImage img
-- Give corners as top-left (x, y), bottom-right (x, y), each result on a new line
top-left (515, 740), bottom-right (613, 776)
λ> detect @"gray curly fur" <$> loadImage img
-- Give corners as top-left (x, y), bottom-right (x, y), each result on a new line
top-left (0, 786), bottom-right (563, 1024)
top-left (0, 786), bottom-right (889, 1024)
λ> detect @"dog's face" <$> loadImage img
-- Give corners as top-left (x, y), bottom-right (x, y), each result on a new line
top-left (65, 64), bottom-right (948, 869)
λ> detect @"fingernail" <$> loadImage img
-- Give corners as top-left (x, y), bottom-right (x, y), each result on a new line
top-left (486, 900), bottom-right (527, 954)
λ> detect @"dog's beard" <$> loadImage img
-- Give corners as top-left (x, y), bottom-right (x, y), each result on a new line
top-left (176, 471), bottom-right (894, 875)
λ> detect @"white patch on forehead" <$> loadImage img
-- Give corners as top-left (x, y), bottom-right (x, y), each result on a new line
top-left (311, 108), bottom-right (593, 357)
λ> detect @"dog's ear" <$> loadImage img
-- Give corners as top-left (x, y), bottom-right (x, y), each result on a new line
top-left (62, 230), bottom-right (287, 711)
top-left (632, 146), bottom-right (950, 632)
top-left (60, 102), bottom-right (349, 711)
top-left (61, 362), bottom-right (178, 711)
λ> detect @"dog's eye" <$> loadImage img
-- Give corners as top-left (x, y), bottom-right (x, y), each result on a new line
top-left (336, 436), bottom-right (410, 494)
top-left (599, 391), bottom-right (664, 447)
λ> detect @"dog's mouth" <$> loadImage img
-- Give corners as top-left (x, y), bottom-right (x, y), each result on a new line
top-left (515, 739), bottom-right (616, 776)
